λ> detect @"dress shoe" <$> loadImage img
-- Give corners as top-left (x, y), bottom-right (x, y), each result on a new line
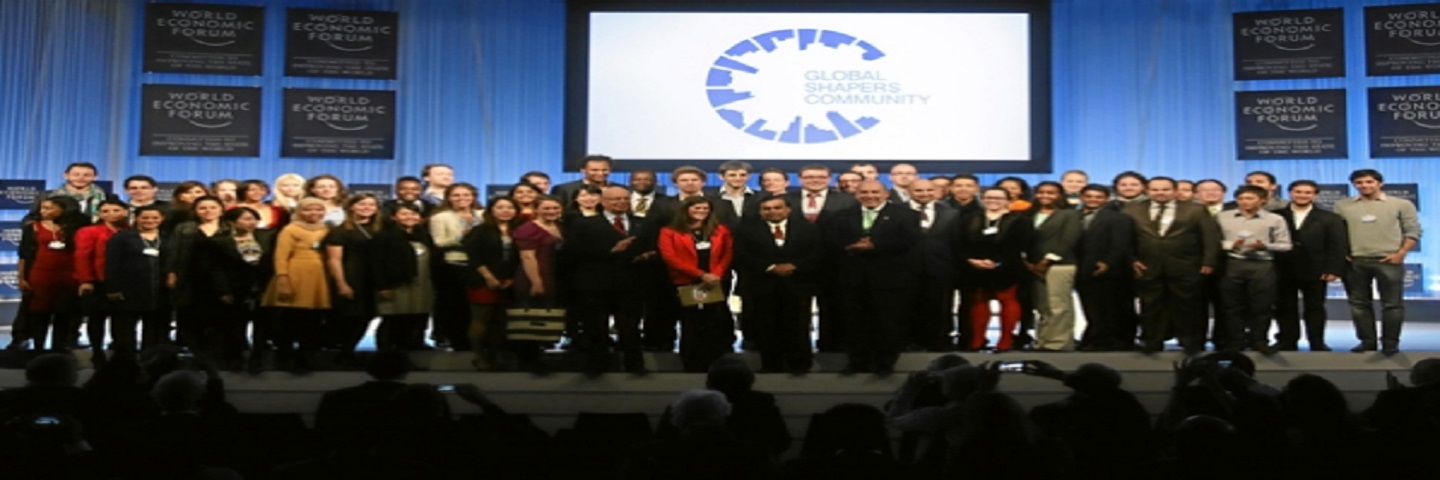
top-left (1350, 343), bottom-right (1377, 353)
top-left (1182, 346), bottom-right (1204, 356)
top-left (1309, 344), bottom-right (1332, 352)
top-left (1272, 342), bottom-right (1299, 352)
top-left (246, 354), bottom-right (265, 375)
top-left (789, 367), bottom-right (810, 377)
top-left (1382, 346), bottom-right (1401, 356)
top-left (1251, 344), bottom-right (1277, 356)
top-left (875, 364), bottom-right (895, 377)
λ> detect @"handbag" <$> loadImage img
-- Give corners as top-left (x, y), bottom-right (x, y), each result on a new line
top-left (677, 284), bottom-right (724, 307)
top-left (504, 307), bottom-right (566, 342)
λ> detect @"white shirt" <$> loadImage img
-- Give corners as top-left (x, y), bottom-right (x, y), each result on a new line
top-left (1150, 200), bottom-right (1177, 236)
top-left (910, 201), bottom-right (934, 230)
top-left (768, 219), bottom-right (788, 246)
top-left (603, 211), bottom-right (629, 232)
top-left (720, 187), bottom-right (753, 217)
top-left (631, 192), bottom-right (656, 217)
top-left (801, 189), bottom-right (828, 217)
top-left (1290, 205), bottom-right (1311, 230)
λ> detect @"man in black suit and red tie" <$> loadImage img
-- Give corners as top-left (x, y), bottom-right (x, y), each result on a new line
top-left (1273, 180), bottom-right (1349, 351)
top-left (785, 164), bottom-right (857, 352)
top-left (567, 186), bottom-right (658, 375)
top-left (825, 180), bottom-right (921, 375)
top-left (1124, 177), bottom-right (1221, 354)
top-left (736, 195), bottom-right (822, 375)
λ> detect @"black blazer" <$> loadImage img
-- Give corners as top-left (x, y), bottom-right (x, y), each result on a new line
top-left (464, 225), bottom-right (519, 288)
top-left (705, 188), bottom-right (763, 228)
top-left (823, 203), bottom-right (922, 290)
top-left (369, 226), bottom-right (437, 292)
top-left (105, 230), bottom-right (168, 312)
top-left (164, 221), bottom-right (223, 308)
top-left (1026, 208), bottom-right (1083, 265)
top-left (566, 213), bottom-right (657, 292)
top-left (202, 230), bottom-right (276, 304)
top-left (1076, 206), bottom-right (1136, 279)
top-left (958, 212), bottom-right (1035, 289)
top-left (1274, 207), bottom-right (1349, 280)
top-left (1123, 200), bottom-right (1221, 277)
top-left (785, 189), bottom-right (857, 226)
top-left (735, 220), bottom-right (822, 296)
top-left (907, 203), bottom-right (960, 282)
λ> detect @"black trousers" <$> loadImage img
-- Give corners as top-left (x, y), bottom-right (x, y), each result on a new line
top-left (840, 283), bottom-right (909, 370)
top-left (273, 308), bottom-right (325, 353)
top-left (677, 301), bottom-right (734, 373)
top-left (207, 300), bottom-right (255, 362)
top-left (433, 264), bottom-right (471, 350)
top-left (639, 266), bottom-right (682, 350)
top-left (910, 276), bottom-right (956, 351)
top-left (110, 309), bottom-right (169, 352)
top-left (576, 289), bottom-right (644, 371)
top-left (1275, 272), bottom-right (1330, 347)
top-left (749, 287), bottom-right (813, 372)
top-left (815, 278), bottom-right (845, 352)
top-left (1136, 273), bottom-right (1205, 350)
top-left (379, 314), bottom-right (430, 351)
top-left (1076, 275), bottom-right (1132, 350)
top-left (1198, 273), bottom-right (1230, 350)
top-left (955, 285), bottom-right (976, 349)
top-left (25, 312), bottom-right (79, 350)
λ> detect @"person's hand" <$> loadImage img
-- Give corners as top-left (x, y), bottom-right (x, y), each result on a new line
top-left (1093, 262), bottom-right (1109, 276)
top-left (1381, 252), bottom-right (1407, 264)
top-left (1024, 360), bottom-right (1066, 380)
top-left (219, 294), bottom-right (235, 305)
top-left (529, 282), bottom-right (545, 296)
top-left (771, 264), bottom-right (797, 276)
top-left (634, 250), bottom-right (657, 262)
top-left (700, 273), bottom-right (722, 287)
top-left (378, 290), bottom-right (395, 300)
top-left (1248, 240), bottom-right (1266, 251)
top-left (78, 283), bottom-right (94, 296)
top-left (1320, 273), bottom-right (1338, 282)
top-left (276, 277), bottom-right (294, 302)
top-left (498, 279), bottom-right (514, 290)
top-left (1133, 261), bottom-right (1148, 278)
top-left (969, 259), bottom-right (997, 270)
top-left (845, 237), bottom-right (874, 251)
top-left (1231, 239), bottom-right (1247, 250)
top-left (18, 279), bottom-right (30, 294)
top-left (166, 273), bottom-right (178, 289)
top-left (337, 284), bottom-right (355, 300)
top-left (1200, 266), bottom-right (1214, 276)
top-left (484, 277), bottom-right (502, 289)
top-left (610, 236), bottom-right (636, 253)
top-left (106, 292), bottom-right (124, 301)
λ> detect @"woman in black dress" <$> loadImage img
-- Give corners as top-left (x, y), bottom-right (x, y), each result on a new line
top-left (165, 195), bottom-right (228, 351)
top-left (325, 194), bottom-right (383, 361)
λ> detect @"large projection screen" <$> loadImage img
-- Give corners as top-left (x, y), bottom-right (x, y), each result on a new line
top-left (565, 1), bottom-right (1051, 173)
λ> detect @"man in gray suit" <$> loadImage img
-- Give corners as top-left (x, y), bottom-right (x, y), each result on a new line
top-left (1124, 177), bottom-right (1221, 354)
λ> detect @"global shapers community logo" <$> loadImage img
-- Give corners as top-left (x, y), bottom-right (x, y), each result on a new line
top-left (706, 29), bottom-right (929, 144)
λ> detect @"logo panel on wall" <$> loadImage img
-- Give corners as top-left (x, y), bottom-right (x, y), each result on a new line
top-left (140, 84), bottom-right (261, 157)
top-left (1235, 89), bottom-right (1347, 160)
top-left (285, 8), bottom-right (398, 79)
top-left (1366, 4), bottom-right (1440, 76)
top-left (281, 88), bottom-right (396, 159)
top-left (0, 180), bottom-right (44, 210)
top-left (143, 3), bottom-right (265, 75)
top-left (1369, 86), bottom-right (1440, 157)
top-left (1233, 8), bottom-right (1345, 80)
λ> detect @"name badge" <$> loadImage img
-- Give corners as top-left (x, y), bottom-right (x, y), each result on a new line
top-left (1361, 215), bottom-right (1377, 224)
top-left (1160, 218), bottom-right (1173, 226)
top-left (696, 241), bottom-right (712, 250)
top-left (983, 227), bottom-right (999, 236)
top-left (311, 242), bottom-right (322, 250)
top-left (47, 241), bottom-right (66, 250)
top-left (142, 248), bottom-right (160, 257)
top-left (414, 247), bottom-right (427, 256)
top-left (774, 239), bottom-right (785, 247)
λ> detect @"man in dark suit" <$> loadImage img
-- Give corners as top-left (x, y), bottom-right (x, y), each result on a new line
top-left (1074, 185), bottom-right (1136, 351)
top-left (943, 173), bottom-right (983, 349)
top-left (630, 170), bottom-right (682, 352)
top-left (903, 179), bottom-right (960, 351)
top-left (551, 154), bottom-right (614, 206)
top-left (1273, 180), bottom-right (1348, 351)
top-left (736, 195), bottom-right (822, 374)
top-left (706, 161), bottom-right (762, 351)
top-left (568, 186), bottom-right (658, 375)
top-left (887, 163), bottom-right (919, 205)
top-left (1124, 177), bottom-right (1220, 354)
top-left (826, 180), bottom-right (922, 375)
top-left (381, 176), bottom-right (434, 217)
top-left (314, 351), bottom-right (409, 443)
top-left (786, 164), bottom-right (857, 352)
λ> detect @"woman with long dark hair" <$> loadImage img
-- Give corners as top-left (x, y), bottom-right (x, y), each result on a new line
top-left (202, 207), bottom-right (276, 372)
top-left (371, 203), bottom-right (436, 351)
top-left (74, 200), bottom-right (130, 361)
top-left (105, 205), bottom-right (170, 352)
top-left (509, 182), bottom-right (542, 223)
top-left (18, 196), bottom-right (89, 350)
top-left (657, 196), bottom-right (735, 372)
top-left (464, 197), bottom-right (521, 370)
top-left (236, 179), bottom-right (290, 230)
top-left (165, 195), bottom-right (229, 351)
top-left (325, 194), bottom-right (384, 361)
top-left (1025, 181), bottom-right (1082, 352)
top-left (959, 187), bottom-right (1034, 352)
top-left (511, 196), bottom-right (566, 372)
top-left (429, 182), bottom-right (484, 350)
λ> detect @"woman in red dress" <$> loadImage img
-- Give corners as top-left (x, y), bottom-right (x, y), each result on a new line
top-left (18, 196), bottom-right (90, 350)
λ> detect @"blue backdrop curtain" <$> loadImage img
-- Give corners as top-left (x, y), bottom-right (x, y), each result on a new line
top-left (0, 0), bottom-right (1436, 292)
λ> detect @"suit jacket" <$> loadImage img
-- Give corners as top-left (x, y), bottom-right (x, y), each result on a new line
top-left (1076, 206), bottom-right (1135, 279)
top-left (657, 225), bottom-right (734, 285)
top-left (958, 212), bottom-right (1035, 289)
top-left (786, 189), bottom-right (857, 226)
top-left (567, 213), bottom-right (657, 292)
top-left (1026, 208), bottom-right (1083, 265)
top-left (824, 203), bottom-right (922, 290)
top-left (105, 230), bottom-right (170, 312)
top-left (1274, 207), bottom-right (1348, 280)
top-left (1123, 200), bottom-right (1221, 278)
top-left (705, 188), bottom-right (762, 228)
top-left (907, 203), bottom-right (960, 282)
top-left (735, 219), bottom-right (822, 296)
top-left (632, 192), bottom-right (675, 226)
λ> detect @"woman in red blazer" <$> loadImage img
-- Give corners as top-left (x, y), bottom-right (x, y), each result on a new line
top-left (658, 196), bottom-right (735, 372)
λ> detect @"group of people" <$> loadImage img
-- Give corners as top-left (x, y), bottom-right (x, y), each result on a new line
top-left (4, 349), bottom-right (1440, 479)
top-left (8, 157), bottom-right (1422, 375)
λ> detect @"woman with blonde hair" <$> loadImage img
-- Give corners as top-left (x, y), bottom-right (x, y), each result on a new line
top-left (272, 173), bottom-right (306, 211)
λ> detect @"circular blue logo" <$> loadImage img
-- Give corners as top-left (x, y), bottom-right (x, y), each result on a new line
top-left (706, 29), bottom-right (885, 144)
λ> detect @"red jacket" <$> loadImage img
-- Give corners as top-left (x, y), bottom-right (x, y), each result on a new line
top-left (658, 224), bottom-right (733, 285)
top-left (74, 224), bottom-right (121, 284)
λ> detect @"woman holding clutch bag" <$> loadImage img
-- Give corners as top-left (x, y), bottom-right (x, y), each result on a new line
top-left (658, 196), bottom-right (735, 372)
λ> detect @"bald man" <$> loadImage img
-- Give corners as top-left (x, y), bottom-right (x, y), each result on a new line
top-left (904, 179), bottom-right (960, 351)
top-left (824, 180), bottom-right (922, 375)
top-left (568, 185), bottom-right (659, 375)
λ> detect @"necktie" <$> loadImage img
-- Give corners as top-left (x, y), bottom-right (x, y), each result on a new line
top-left (1153, 203), bottom-right (1168, 234)
top-left (863, 209), bottom-right (877, 230)
top-left (612, 215), bottom-right (626, 234)
top-left (635, 197), bottom-right (649, 215)
top-left (773, 225), bottom-right (785, 240)
top-left (805, 193), bottom-right (820, 222)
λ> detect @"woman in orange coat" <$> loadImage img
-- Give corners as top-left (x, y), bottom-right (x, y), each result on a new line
top-left (657, 196), bottom-right (735, 372)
